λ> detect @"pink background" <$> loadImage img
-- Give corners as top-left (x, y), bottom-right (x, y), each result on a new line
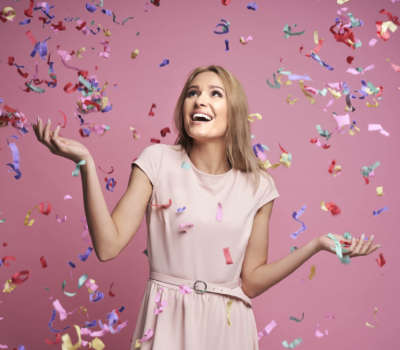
top-left (1, 0), bottom-right (399, 348)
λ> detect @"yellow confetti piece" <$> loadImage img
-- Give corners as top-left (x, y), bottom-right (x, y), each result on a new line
top-left (337, 0), bottom-right (350, 4)
top-left (129, 126), bottom-right (141, 140)
top-left (248, 113), bottom-right (262, 122)
top-left (286, 94), bottom-right (298, 104)
top-left (3, 279), bottom-right (17, 293)
top-left (376, 186), bottom-right (384, 196)
top-left (226, 299), bottom-right (233, 326)
top-left (101, 96), bottom-right (109, 109)
top-left (365, 321), bottom-right (375, 328)
top-left (24, 208), bottom-right (35, 226)
top-left (320, 201), bottom-right (328, 211)
top-left (366, 98), bottom-right (379, 107)
top-left (61, 325), bottom-right (82, 350)
top-left (309, 265), bottom-right (316, 280)
top-left (90, 338), bottom-right (105, 350)
top-left (279, 153), bottom-right (292, 167)
top-left (1, 7), bottom-right (16, 21)
top-left (313, 30), bottom-right (319, 45)
top-left (299, 80), bottom-right (315, 104)
top-left (134, 339), bottom-right (142, 348)
top-left (103, 28), bottom-right (112, 36)
top-left (348, 125), bottom-right (360, 136)
top-left (327, 87), bottom-right (342, 99)
top-left (131, 49), bottom-right (140, 59)
top-left (76, 47), bottom-right (86, 59)
top-left (381, 20), bottom-right (397, 36)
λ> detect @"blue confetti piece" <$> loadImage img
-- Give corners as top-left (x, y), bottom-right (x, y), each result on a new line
top-left (68, 261), bottom-right (76, 268)
top-left (85, 3), bottom-right (97, 12)
top-left (101, 8), bottom-right (112, 16)
top-left (246, 2), bottom-right (258, 10)
top-left (119, 306), bottom-right (125, 312)
top-left (160, 58), bottom-right (170, 67)
top-left (214, 19), bottom-right (230, 34)
top-left (84, 320), bottom-right (97, 327)
top-left (48, 309), bottom-right (70, 333)
top-left (177, 206), bottom-right (186, 213)
top-left (90, 290), bottom-right (104, 302)
top-left (181, 161), bottom-right (191, 169)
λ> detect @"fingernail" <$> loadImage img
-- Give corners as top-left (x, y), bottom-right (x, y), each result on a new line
top-left (47, 118), bottom-right (50, 124)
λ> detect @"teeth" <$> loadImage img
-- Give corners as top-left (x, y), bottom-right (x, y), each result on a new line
top-left (192, 113), bottom-right (212, 121)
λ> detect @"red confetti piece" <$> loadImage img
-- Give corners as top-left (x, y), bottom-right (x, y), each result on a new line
top-left (148, 103), bottom-right (156, 116)
top-left (150, 138), bottom-right (161, 143)
top-left (8, 56), bottom-right (15, 65)
top-left (45, 333), bottom-right (62, 345)
top-left (376, 253), bottom-right (386, 267)
top-left (346, 56), bottom-right (354, 64)
top-left (160, 127), bottom-right (170, 137)
top-left (109, 282), bottom-right (116, 297)
top-left (25, 30), bottom-right (37, 45)
top-left (222, 0), bottom-right (231, 5)
top-left (24, 0), bottom-right (34, 17)
top-left (11, 270), bottom-right (30, 284)
top-left (223, 247), bottom-right (233, 264)
top-left (2, 256), bottom-right (16, 267)
top-left (63, 82), bottom-right (78, 93)
top-left (151, 198), bottom-right (172, 209)
top-left (325, 202), bottom-right (341, 215)
top-left (38, 201), bottom-right (52, 215)
top-left (40, 256), bottom-right (48, 268)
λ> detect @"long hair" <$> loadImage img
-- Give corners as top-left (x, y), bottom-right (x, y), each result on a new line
top-left (173, 65), bottom-right (271, 196)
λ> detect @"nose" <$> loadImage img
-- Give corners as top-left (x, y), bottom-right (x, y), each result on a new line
top-left (194, 91), bottom-right (208, 107)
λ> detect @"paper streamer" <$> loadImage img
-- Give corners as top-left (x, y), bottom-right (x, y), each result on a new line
top-left (290, 205), bottom-right (307, 239)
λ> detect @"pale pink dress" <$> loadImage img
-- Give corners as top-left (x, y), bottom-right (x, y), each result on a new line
top-left (130, 143), bottom-right (279, 349)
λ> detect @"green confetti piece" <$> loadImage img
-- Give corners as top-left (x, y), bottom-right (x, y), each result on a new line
top-left (316, 125), bottom-right (331, 140)
top-left (78, 274), bottom-right (88, 288)
top-left (266, 72), bottom-right (281, 88)
top-left (62, 280), bottom-right (77, 297)
top-left (327, 233), bottom-right (351, 264)
top-left (121, 16), bottom-right (134, 25)
top-left (282, 338), bottom-right (302, 348)
top-left (289, 312), bottom-right (304, 322)
top-left (283, 24), bottom-right (305, 38)
top-left (72, 159), bottom-right (87, 177)
top-left (26, 83), bottom-right (45, 93)
top-left (361, 161), bottom-right (380, 177)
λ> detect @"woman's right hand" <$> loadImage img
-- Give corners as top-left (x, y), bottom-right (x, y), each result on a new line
top-left (32, 117), bottom-right (92, 164)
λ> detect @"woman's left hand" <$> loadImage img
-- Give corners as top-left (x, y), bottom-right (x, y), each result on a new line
top-left (318, 233), bottom-right (381, 258)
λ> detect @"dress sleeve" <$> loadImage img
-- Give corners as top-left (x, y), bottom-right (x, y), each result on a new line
top-left (131, 143), bottom-right (163, 188)
top-left (254, 172), bottom-right (280, 212)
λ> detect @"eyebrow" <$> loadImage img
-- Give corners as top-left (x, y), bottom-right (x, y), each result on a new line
top-left (188, 84), bottom-right (225, 92)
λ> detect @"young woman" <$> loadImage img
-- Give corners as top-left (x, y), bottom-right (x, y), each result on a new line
top-left (33, 65), bottom-right (380, 349)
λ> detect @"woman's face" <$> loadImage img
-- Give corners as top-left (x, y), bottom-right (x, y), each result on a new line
top-left (183, 71), bottom-right (228, 144)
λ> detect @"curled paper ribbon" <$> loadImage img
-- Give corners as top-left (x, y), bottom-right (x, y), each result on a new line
top-left (290, 205), bottom-right (307, 239)
top-left (283, 24), bottom-right (305, 38)
top-left (373, 206), bottom-right (388, 216)
top-left (214, 19), bottom-right (230, 34)
top-left (248, 113), bottom-right (262, 122)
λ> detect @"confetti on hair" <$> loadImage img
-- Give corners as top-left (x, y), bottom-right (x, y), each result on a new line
top-left (214, 19), bottom-right (230, 34)
top-left (223, 247), bottom-right (233, 264)
top-left (290, 205), bottom-right (307, 239)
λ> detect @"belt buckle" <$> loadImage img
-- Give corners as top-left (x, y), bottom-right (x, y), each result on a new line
top-left (193, 280), bottom-right (207, 294)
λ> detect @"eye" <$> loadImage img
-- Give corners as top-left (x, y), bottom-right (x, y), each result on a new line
top-left (187, 90), bottom-right (198, 97)
top-left (212, 90), bottom-right (223, 97)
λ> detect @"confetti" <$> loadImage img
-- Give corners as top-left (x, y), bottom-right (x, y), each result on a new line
top-left (368, 124), bottom-right (389, 136)
top-left (214, 19), bottom-right (230, 34)
top-left (282, 338), bottom-right (302, 348)
top-left (246, 2), bottom-right (258, 11)
top-left (159, 59), bottom-right (169, 67)
top-left (223, 247), bottom-right (233, 264)
top-left (290, 205), bottom-right (307, 239)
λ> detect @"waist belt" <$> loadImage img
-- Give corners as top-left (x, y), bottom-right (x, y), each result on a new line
top-left (149, 271), bottom-right (252, 308)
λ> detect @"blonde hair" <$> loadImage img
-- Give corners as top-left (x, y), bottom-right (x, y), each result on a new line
top-left (173, 65), bottom-right (272, 196)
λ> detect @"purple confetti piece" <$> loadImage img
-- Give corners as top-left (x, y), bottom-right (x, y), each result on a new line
top-left (290, 205), bottom-right (307, 239)
top-left (225, 39), bottom-right (229, 51)
top-left (101, 8), bottom-right (112, 16)
top-left (310, 52), bottom-right (334, 71)
top-left (214, 19), bottom-right (230, 34)
top-left (373, 206), bottom-right (388, 216)
top-left (85, 3), bottom-right (97, 12)
top-left (6, 142), bottom-right (21, 180)
top-left (68, 261), bottom-right (76, 268)
top-left (84, 320), bottom-right (97, 327)
top-left (48, 309), bottom-right (70, 333)
top-left (101, 104), bottom-right (112, 112)
top-left (160, 58), bottom-right (169, 67)
top-left (106, 177), bottom-right (116, 191)
top-left (177, 206), bottom-right (186, 213)
top-left (89, 290), bottom-right (104, 302)
top-left (78, 247), bottom-right (93, 261)
top-left (19, 18), bottom-right (31, 25)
